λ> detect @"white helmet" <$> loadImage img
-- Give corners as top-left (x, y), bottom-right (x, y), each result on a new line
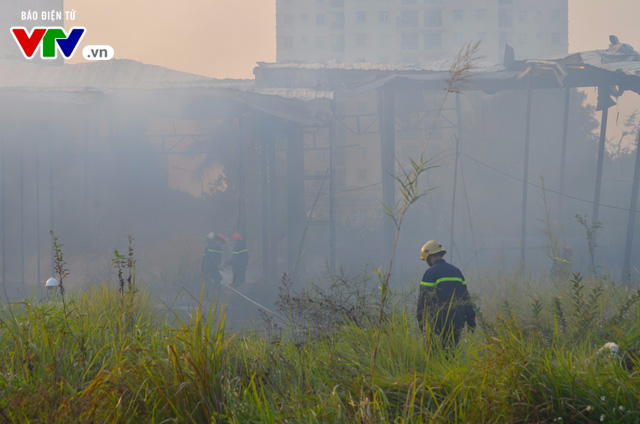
top-left (206, 232), bottom-right (215, 242)
top-left (46, 277), bottom-right (59, 287)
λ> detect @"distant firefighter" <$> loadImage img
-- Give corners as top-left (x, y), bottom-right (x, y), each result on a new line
top-left (202, 232), bottom-right (226, 292)
top-left (226, 232), bottom-right (249, 286)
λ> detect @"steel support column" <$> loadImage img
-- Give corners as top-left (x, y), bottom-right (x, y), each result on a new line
top-left (287, 122), bottom-right (305, 275)
top-left (36, 126), bottom-right (41, 286)
top-left (237, 113), bottom-right (247, 238)
top-left (558, 88), bottom-right (570, 215)
top-left (622, 129), bottom-right (640, 284)
top-left (451, 93), bottom-right (462, 252)
top-left (260, 115), bottom-right (272, 282)
top-left (329, 100), bottom-right (336, 272)
top-left (19, 132), bottom-right (24, 287)
top-left (83, 111), bottom-right (90, 221)
top-left (268, 121), bottom-right (278, 282)
top-left (378, 86), bottom-right (396, 264)
top-left (49, 120), bottom-right (55, 277)
top-left (592, 88), bottom-right (610, 250)
top-left (0, 107), bottom-right (5, 285)
top-left (520, 73), bottom-right (533, 271)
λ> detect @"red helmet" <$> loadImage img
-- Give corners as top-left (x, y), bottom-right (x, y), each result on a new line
top-left (214, 234), bottom-right (226, 243)
top-left (231, 233), bottom-right (243, 241)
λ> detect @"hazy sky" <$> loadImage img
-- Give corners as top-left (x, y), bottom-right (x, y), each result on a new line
top-left (65, 0), bottom-right (640, 79)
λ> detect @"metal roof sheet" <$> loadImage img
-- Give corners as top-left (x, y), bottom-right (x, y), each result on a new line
top-left (253, 87), bottom-right (334, 101)
top-left (256, 59), bottom-right (498, 73)
top-left (575, 50), bottom-right (640, 76)
top-left (0, 58), bottom-right (339, 104)
top-left (0, 58), bottom-right (249, 90)
top-left (0, 58), bottom-right (335, 125)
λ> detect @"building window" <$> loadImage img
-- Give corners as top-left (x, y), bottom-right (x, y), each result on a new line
top-left (537, 32), bottom-right (543, 39)
top-left (331, 34), bottom-right (345, 52)
top-left (400, 10), bottom-right (418, 27)
top-left (518, 10), bottom-right (528, 22)
top-left (475, 9), bottom-right (487, 23)
top-left (316, 14), bottom-right (326, 26)
top-left (453, 9), bottom-right (463, 22)
top-left (551, 33), bottom-right (561, 44)
top-left (356, 11), bottom-right (367, 24)
top-left (357, 169), bottom-right (367, 182)
top-left (536, 10), bottom-right (542, 18)
top-left (316, 36), bottom-right (327, 49)
top-left (279, 37), bottom-right (293, 50)
top-left (425, 33), bottom-right (442, 50)
top-left (379, 11), bottom-right (390, 23)
top-left (551, 10), bottom-right (562, 22)
top-left (331, 12), bottom-right (345, 30)
top-left (453, 32), bottom-right (464, 45)
top-left (424, 10), bottom-right (441, 27)
top-left (379, 34), bottom-right (391, 46)
top-left (356, 34), bottom-right (367, 46)
top-left (499, 9), bottom-right (512, 27)
top-left (401, 33), bottom-right (419, 51)
top-left (301, 14), bottom-right (308, 21)
top-left (282, 14), bottom-right (294, 26)
top-left (518, 33), bottom-right (528, 45)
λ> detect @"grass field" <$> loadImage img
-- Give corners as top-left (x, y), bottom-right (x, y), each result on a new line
top-left (0, 268), bottom-right (638, 423)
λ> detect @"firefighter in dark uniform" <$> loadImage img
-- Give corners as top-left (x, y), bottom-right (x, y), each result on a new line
top-left (202, 233), bottom-right (226, 292)
top-left (417, 240), bottom-right (476, 349)
top-left (227, 232), bottom-right (249, 286)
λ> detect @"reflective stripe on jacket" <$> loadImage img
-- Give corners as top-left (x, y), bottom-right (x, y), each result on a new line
top-left (416, 258), bottom-right (475, 330)
top-left (229, 240), bottom-right (249, 268)
top-left (202, 242), bottom-right (223, 275)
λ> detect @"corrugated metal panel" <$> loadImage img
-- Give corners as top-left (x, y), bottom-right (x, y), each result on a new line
top-left (0, 58), bottom-right (246, 89)
top-left (571, 50), bottom-right (640, 76)
top-left (256, 60), bottom-right (497, 73)
top-left (253, 87), bottom-right (334, 101)
top-left (0, 59), bottom-right (337, 103)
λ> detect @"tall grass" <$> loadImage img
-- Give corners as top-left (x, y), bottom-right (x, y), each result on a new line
top-left (0, 268), bottom-right (639, 423)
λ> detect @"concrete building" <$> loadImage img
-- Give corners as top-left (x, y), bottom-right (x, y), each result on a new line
top-left (276, 0), bottom-right (568, 65)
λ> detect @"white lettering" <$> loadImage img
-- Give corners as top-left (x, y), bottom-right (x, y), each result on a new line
top-left (41, 10), bottom-right (63, 22)
top-left (22, 10), bottom-right (39, 20)
top-left (83, 45), bottom-right (115, 61)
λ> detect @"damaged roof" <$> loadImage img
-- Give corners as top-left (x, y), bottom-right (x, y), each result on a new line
top-left (2, 38), bottom-right (640, 125)
top-left (0, 58), bottom-right (249, 90)
top-left (255, 41), bottom-right (640, 97)
top-left (0, 58), bottom-right (333, 125)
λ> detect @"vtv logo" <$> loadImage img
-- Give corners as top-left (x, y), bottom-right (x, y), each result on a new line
top-left (11, 27), bottom-right (86, 60)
